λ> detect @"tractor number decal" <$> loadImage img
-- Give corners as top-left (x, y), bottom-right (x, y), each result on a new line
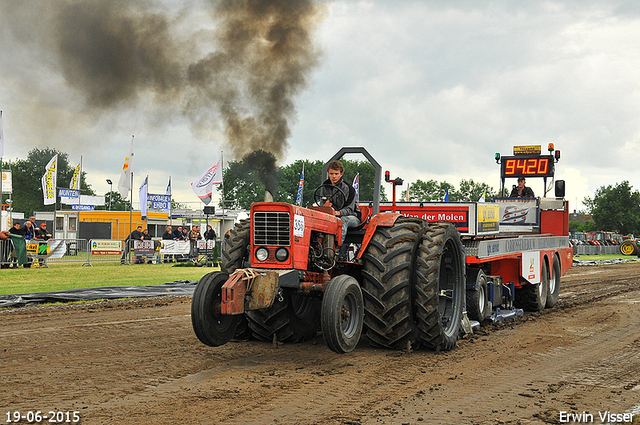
top-left (293, 214), bottom-right (305, 237)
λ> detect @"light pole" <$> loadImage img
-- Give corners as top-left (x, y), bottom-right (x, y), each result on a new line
top-left (106, 179), bottom-right (113, 210)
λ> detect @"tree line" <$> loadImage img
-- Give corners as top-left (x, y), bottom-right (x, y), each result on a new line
top-left (7, 148), bottom-right (640, 236)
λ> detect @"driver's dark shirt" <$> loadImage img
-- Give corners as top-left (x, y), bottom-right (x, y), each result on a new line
top-left (321, 177), bottom-right (359, 218)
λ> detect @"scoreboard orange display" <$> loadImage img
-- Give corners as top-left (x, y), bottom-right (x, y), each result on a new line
top-left (500, 156), bottom-right (554, 178)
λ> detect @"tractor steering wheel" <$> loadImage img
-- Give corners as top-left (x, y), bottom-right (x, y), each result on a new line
top-left (313, 184), bottom-right (347, 209)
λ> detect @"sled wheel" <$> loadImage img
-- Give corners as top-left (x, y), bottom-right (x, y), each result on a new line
top-left (322, 275), bottom-right (364, 354)
top-left (415, 222), bottom-right (466, 351)
top-left (466, 268), bottom-right (490, 322)
top-left (515, 260), bottom-right (549, 311)
top-left (546, 255), bottom-right (561, 308)
top-left (191, 271), bottom-right (241, 347)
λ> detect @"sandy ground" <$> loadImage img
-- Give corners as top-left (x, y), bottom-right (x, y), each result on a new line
top-left (2, 262), bottom-right (640, 425)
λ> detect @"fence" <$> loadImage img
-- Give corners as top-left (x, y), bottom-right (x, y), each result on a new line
top-left (573, 244), bottom-right (622, 256)
top-left (1, 238), bottom-right (93, 268)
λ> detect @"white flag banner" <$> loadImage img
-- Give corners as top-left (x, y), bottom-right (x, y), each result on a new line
top-left (191, 156), bottom-right (223, 205)
top-left (139, 175), bottom-right (148, 220)
top-left (70, 163), bottom-right (81, 190)
top-left (163, 177), bottom-right (171, 214)
top-left (41, 154), bottom-right (58, 205)
top-left (117, 137), bottom-right (134, 198)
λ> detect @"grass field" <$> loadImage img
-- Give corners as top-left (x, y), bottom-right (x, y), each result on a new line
top-left (0, 261), bottom-right (219, 296)
top-left (574, 253), bottom-right (637, 261)
top-left (0, 253), bottom-right (636, 297)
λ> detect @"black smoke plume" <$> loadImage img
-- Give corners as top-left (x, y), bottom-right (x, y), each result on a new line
top-left (1, 0), bottom-right (325, 189)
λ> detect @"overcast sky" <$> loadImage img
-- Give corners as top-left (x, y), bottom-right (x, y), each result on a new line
top-left (1, 0), bottom-right (640, 212)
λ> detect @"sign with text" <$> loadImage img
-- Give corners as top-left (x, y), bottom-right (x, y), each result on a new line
top-left (160, 240), bottom-right (190, 255)
top-left (134, 240), bottom-right (155, 256)
top-left (91, 239), bottom-right (122, 255)
top-left (196, 240), bottom-right (216, 251)
top-left (58, 188), bottom-right (80, 198)
top-left (148, 194), bottom-right (171, 210)
top-left (72, 204), bottom-right (95, 211)
top-left (1, 170), bottom-right (12, 193)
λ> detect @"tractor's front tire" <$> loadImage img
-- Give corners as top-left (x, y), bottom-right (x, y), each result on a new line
top-left (414, 222), bottom-right (466, 351)
top-left (191, 272), bottom-right (241, 347)
top-left (246, 293), bottom-right (321, 343)
top-left (221, 219), bottom-right (250, 273)
top-left (321, 275), bottom-right (364, 354)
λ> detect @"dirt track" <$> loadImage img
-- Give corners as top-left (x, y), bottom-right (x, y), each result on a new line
top-left (2, 263), bottom-right (640, 425)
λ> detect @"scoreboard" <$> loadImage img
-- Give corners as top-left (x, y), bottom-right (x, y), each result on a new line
top-left (500, 155), bottom-right (554, 178)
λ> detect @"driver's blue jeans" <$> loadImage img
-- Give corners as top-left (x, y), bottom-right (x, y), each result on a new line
top-left (340, 215), bottom-right (360, 245)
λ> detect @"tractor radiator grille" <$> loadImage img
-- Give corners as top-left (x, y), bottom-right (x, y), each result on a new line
top-left (253, 211), bottom-right (291, 246)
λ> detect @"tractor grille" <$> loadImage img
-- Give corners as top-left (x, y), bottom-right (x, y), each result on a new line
top-left (254, 211), bottom-right (291, 246)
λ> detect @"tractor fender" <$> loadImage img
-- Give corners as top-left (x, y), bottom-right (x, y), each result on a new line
top-left (356, 212), bottom-right (404, 259)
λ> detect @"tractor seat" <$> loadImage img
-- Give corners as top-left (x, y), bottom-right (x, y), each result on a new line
top-left (355, 205), bottom-right (371, 230)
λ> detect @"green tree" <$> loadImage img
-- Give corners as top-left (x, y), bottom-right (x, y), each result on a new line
top-left (5, 147), bottom-right (94, 215)
top-left (402, 179), bottom-right (453, 201)
top-left (450, 179), bottom-right (497, 202)
top-left (584, 181), bottom-right (640, 234)
top-left (98, 191), bottom-right (132, 211)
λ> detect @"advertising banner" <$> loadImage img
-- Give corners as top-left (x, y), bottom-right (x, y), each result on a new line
top-left (160, 240), bottom-right (190, 255)
top-left (196, 240), bottom-right (216, 251)
top-left (134, 240), bottom-right (155, 257)
top-left (148, 194), bottom-right (171, 210)
top-left (1, 170), bottom-right (12, 193)
top-left (91, 239), bottom-right (122, 255)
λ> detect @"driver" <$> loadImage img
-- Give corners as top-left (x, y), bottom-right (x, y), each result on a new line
top-left (322, 160), bottom-right (361, 256)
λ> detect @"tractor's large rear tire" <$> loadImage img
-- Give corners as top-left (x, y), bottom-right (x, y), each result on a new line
top-left (321, 275), bottom-right (364, 354)
top-left (361, 216), bottom-right (424, 349)
top-left (219, 219), bottom-right (252, 340)
top-left (221, 219), bottom-right (250, 273)
top-left (465, 267), bottom-right (490, 322)
top-left (546, 256), bottom-right (561, 308)
top-left (515, 260), bottom-right (549, 311)
top-left (191, 271), bottom-right (241, 347)
top-left (246, 293), bottom-right (321, 343)
top-left (414, 222), bottom-right (465, 351)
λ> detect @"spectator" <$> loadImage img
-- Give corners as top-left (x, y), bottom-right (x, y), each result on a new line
top-left (189, 225), bottom-right (202, 261)
top-left (35, 223), bottom-right (51, 241)
top-left (13, 220), bottom-right (33, 267)
top-left (173, 226), bottom-right (183, 240)
top-left (21, 220), bottom-right (35, 241)
top-left (6, 221), bottom-right (22, 268)
top-left (121, 225), bottom-right (143, 264)
top-left (204, 225), bottom-right (216, 241)
top-left (162, 226), bottom-right (175, 263)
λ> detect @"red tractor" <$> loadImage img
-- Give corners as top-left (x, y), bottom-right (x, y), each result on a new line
top-left (192, 147), bottom-right (466, 353)
top-left (192, 145), bottom-right (572, 353)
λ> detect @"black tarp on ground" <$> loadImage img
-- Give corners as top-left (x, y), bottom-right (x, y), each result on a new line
top-left (0, 280), bottom-right (198, 308)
